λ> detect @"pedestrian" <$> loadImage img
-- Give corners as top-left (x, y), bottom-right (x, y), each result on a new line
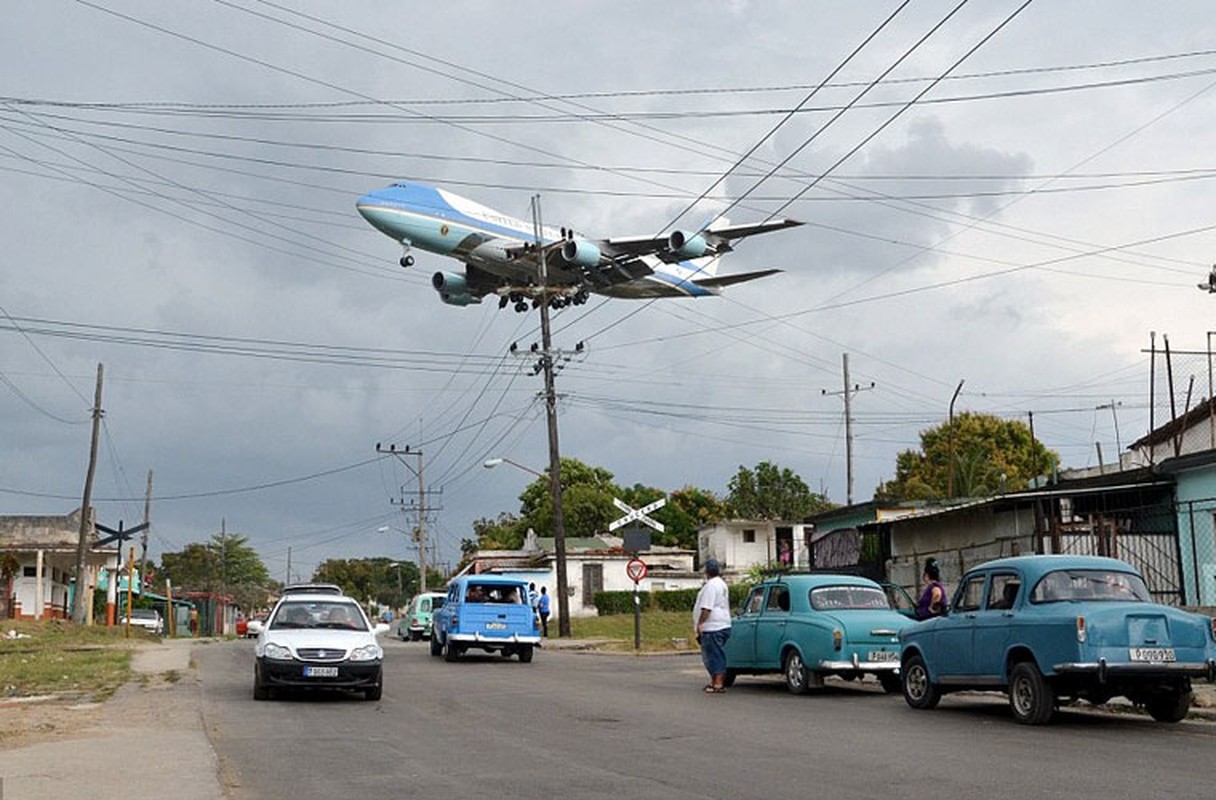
top-left (537, 586), bottom-right (551, 637)
top-left (693, 557), bottom-right (732, 693)
top-left (915, 557), bottom-right (949, 620)
top-left (528, 582), bottom-right (539, 611)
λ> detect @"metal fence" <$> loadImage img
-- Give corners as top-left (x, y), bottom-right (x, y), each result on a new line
top-left (1176, 498), bottom-right (1216, 607)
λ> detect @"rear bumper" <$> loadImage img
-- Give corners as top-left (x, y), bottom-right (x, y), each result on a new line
top-left (1053, 658), bottom-right (1216, 682)
top-left (449, 632), bottom-right (541, 646)
top-left (256, 657), bottom-right (382, 689)
top-left (818, 656), bottom-right (900, 673)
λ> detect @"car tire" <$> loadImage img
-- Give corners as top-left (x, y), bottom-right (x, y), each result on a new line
top-left (1009, 661), bottom-right (1055, 725)
top-left (430, 634), bottom-right (443, 657)
top-left (879, 673), bottom-right (902, 694)
top-left (722, 669), bottom-right (737, 688)
top-left (902, 654), bottom-right (940, 710)
top-left (411, 630), bottom-right (421, 642)
top-left (1145, 686), bottom-right (1193, 723)
top-left (783, 650), bottom-right (812, 695)
top-left (253, 667), bottom-right (270, 701)
top-left (365, 676), bottom-right (383, 701)
top-left (443, 637), bottom-right (460, 662)
top-left (518, 644), bottom-right (534, 663)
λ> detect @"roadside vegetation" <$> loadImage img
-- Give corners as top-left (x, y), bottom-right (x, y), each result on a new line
top-left (568, 610), bottom-right (695, 652)
top-left (1, 619), bottom-right (142, 701)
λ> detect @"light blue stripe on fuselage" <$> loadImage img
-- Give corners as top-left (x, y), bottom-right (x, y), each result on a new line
top-left (356, 183), bottom-right (534, 254)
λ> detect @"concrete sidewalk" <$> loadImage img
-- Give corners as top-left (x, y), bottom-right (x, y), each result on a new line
top-left (1, 638), bottom-right (225, 800)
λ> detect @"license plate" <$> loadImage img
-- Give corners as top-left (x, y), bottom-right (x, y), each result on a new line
top-left (1129, 647), bottom-right (1176, 663)
top-left (867, 650), bottom-right (898, 662)
top-left (485, 622), bottom-right (507, 630)
top-left (303, 666), bottom-right (339, 677)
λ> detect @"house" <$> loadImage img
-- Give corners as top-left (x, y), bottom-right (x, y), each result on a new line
top-left (696, 519), bottom-right (814, 576)
top-left (0, 508), bottom-right (116, 621)
top-left (466, 529), bottom-right (698, 617)
top-left (1155, 450), bottom-right (1216, 607)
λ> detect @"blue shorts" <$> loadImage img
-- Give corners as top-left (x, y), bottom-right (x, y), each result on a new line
top-left (700, 628), bottom-right (731, 676)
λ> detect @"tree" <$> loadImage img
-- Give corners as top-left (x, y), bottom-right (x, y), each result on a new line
top-left (726, 461), bottom-right (833, 520)
top-left (875, 411), bottom-right (1060, 502)
top-left (159, 533), bottom-right (273, 612)
top-left (312, 557), bottom-right (418, 610)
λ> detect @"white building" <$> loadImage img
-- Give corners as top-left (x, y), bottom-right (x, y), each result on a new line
top-left (697, 519), bottom-right (815, 577)
top-left (467, 530), bottom-right (699, 617)
top-left (0, 508), bottom-right (115, 621)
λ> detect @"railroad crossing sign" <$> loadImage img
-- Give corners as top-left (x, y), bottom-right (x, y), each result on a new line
top-left (608, 497), bottom-right (666, 532)
top-left (626, 558), bottom-right (648, 583)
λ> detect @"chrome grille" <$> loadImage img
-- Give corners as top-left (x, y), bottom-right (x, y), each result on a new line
top-left (296, 647), bottom-right (347, 662)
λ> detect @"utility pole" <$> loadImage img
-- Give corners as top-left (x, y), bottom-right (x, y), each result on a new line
top-left (821, 353), bottom-right (874, 506)
top-left (139, 470), bottom-right (152, 594)
top-left (375, 444), bottom-right (432, 593)
top-left (1096, 400), bottom-right (1123, 466)
top-left (533, 194), bottom-right (571, 638)
top-left (285, 547), bottom-right (292, 586)
top-left (72, 363), bottom-right (104, 624)
top-left (947, 379), bottom-right (965, 498)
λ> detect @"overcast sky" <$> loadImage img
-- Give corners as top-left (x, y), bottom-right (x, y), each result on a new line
top-left (4, 1), bottom-right (1216, 581)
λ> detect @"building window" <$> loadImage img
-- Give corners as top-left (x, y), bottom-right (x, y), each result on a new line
top-left (23, 566), bottom-right (37, 577)
top-left (742, 529), bottom-right (756, 544)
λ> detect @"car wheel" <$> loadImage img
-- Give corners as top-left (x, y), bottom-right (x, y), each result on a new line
top-left (1009, 661), bottom-right (1055, 725)
top-left (879, 673), bottom-right (902, 694)
top-left (253, 667), bottom-right (270, 701)
top-left (364, 674), bottom-right (383, 701)
top-left (518, 644), bottom-right (534, 663)
top-left (430, 634), bottom-right (443, 657)
top-left (722, 669), bottom-right (737, 688)
top-left (902, 654), bottom-right (940, 710)
top-left (1145, 686), bottom-right (1193, 722)
top-left (443, 637), bottom-right (460, 662)
top-left (411, 630), bottom-right (421, 642)
top-left (784, 650), bottom-right (812, 695)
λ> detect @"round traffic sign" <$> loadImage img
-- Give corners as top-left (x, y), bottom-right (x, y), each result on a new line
top-left (626, 557), bottom-right (648, 583)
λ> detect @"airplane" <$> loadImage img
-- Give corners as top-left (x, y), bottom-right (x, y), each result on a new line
top-left (355, 180), bottom-right (802, 312)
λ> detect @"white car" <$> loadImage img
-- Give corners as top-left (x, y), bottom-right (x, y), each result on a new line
top-left (123, 608), bottom-right (163, 635)
top-left (248, 591), bottom-right (389, 701)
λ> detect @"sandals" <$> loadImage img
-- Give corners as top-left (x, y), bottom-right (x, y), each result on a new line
top-left (703, 685), bottom-right (725, 693)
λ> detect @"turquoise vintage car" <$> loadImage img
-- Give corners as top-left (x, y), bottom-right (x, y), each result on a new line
top-left (900, 555), bottom-right (1216, 725)
top-left (396, 592), bottom-right (446, 641)
top-left (725, 574), bottom-right (915, 694)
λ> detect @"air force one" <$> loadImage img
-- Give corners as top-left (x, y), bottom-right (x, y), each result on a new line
top-left (356, 181), bottom-right (802, 311)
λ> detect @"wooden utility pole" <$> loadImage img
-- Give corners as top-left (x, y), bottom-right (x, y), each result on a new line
top-left (139, 470), bottom-right (152, 594)
top-left (72, 363), bottom-right (104, 624)
top-left (821, 353), bottom-right (874, 506)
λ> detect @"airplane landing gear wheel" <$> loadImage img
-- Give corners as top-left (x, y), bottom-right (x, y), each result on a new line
top-left (399, 255), bottom-right (414, 268)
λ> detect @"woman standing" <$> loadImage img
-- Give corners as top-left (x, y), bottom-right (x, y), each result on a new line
top-left (915, 557), bottom-right (949, 620)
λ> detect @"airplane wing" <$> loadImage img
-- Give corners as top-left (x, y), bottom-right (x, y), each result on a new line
top-left (600, 218), bottom-right (802, 263)
top-left (693, 268), bottom-right (783, 289)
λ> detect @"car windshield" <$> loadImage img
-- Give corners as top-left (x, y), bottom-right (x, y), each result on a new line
top-left (1030, 569), bottom-right (1151, 603)
top-left (270, 600), bottom-right (366, 630)
top-left (809, 586), bottom-right (892, 611)
top-left (130, 609), bottom-right (158, 620)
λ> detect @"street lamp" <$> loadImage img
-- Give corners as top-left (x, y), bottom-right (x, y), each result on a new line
top-left (484, 455), bottom-right (571, 637)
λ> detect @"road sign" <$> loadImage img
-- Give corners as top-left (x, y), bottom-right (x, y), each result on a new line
top-left (609, 497), bottom-right (666, 532)
top-left (626, 558), bottom-right (648, 583)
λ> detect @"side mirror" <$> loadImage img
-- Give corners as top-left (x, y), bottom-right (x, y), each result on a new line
top-left (246, 620), bottom-right (264, 635)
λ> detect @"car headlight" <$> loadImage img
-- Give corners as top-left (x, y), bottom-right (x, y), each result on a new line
top-left (263, 642), bottom-right (292, 660)
top-left (349, 644), bottom-right (382, 662)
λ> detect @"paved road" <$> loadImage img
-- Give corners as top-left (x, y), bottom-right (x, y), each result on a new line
top-left (197, 637), bottom-right (1216, 800)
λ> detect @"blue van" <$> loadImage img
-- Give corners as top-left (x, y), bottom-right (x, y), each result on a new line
top-left (431, 575), bottom-right (541, 662)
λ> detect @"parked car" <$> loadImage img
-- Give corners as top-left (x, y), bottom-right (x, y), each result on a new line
top-left (248, 589), bottom-right (390, 701)
top-left (397, 592), bottom-right (446, 641)
top-left (900, 554), bottom-right (1216, 725)
top-left (123, 607), bottom-right (164, 635)
top-left (725, 574), bottom-right (914, 694)
top-left (431, 576), bottom-right (540, 662)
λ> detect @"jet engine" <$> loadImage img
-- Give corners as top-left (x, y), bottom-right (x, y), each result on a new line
top-left (561, 238), bottom-right (601, 267)
top-left (667, 230), bottom-right (708, 258)
top-left (431, 271), bottom-right (481, 306)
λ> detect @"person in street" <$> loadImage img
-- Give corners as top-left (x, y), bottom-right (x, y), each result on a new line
top-left (537, 585), bottom-right (551, 637)
top-left (693, 557), bottom-right (732, 693)
top-left (528, 582), bottom-right (539, 612)
top-left (915, 557), bottom-right (949, 620)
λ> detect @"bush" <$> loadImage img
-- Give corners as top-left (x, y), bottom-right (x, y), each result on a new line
top-left (593, 583), bottom-right (754, 616)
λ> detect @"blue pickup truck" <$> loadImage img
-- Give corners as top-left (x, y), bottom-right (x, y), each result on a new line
top-left (431, 575), bottom-right (542, 663)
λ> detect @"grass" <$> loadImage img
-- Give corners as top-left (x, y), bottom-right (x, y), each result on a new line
top-left (1, 619), bottom-right (137, 700)
top-left (568, 610), bottom-right (695, 652)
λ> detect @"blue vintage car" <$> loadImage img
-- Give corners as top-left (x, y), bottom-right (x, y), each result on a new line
top-left (900, 555), bottom-right (1216, 724)
top-left (431, 575), bottom-right (541, 662)
top-left (725, 574), bottom-right (915, 694)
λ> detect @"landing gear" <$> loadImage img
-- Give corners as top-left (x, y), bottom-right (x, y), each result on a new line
top-left (399, 255), bottom-right (414, 268)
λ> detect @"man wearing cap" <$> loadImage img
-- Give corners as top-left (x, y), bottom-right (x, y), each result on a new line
top-left (693, 557), bottom-right (732, 693)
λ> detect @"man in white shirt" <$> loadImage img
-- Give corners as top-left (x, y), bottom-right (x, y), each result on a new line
top-left (693, 557), bottom-right (732, 693)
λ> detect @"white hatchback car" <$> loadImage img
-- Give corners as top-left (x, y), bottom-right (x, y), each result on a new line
top-left (248, 591), bottom-right (389, 701)
top-left (123, 608), bottom-right (164, 635)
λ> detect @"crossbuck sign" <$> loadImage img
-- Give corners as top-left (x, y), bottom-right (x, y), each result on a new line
top-left (609, 497), bottom-right (666, 533)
